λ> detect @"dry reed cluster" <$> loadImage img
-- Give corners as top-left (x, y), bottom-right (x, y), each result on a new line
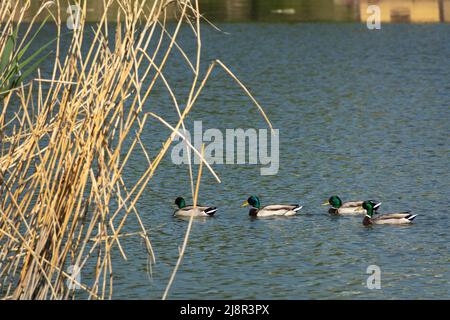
top-left (0, 0), bottom-right (270, 299)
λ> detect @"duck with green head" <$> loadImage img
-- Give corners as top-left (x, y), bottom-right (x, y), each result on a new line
top-left (361, 200), bottom-right (417, 226)
top-left (322, 195), bottom-right (381, 216)
top-left (241, 195), bottom-right (302, 217)
top-left (173, 197), bottom-right (217, 217)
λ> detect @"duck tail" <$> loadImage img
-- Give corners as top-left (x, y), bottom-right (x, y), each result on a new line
top-left (293, 205), bottom-right (303, 212)
top-left (204, 207), bottom-right (217, 216)
top-left (406, 214), bottom-right (417, 221)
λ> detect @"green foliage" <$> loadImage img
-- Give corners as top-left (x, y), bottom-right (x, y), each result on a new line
top-left (0, 16), bottom-right (54, 99)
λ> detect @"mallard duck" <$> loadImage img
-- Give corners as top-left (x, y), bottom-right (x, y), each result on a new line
top-left (173, 197), bottom-right (217, 217)
top-left (241, 196), bottom-right (302, 217)
top-left (361, 200), bottom-right (417, 225)
top-left (322, 195), bottom-right (381, 216)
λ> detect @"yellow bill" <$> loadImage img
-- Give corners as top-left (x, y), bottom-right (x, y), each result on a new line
top-left (241, 200), bottom-right (249, 207)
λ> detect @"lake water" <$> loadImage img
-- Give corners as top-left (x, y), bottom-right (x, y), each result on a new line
top-left (34, 23), bottom-right (450, 299)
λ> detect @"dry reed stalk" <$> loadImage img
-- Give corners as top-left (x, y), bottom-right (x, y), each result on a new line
top-left (0, 0), bottom-right (271, 300)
